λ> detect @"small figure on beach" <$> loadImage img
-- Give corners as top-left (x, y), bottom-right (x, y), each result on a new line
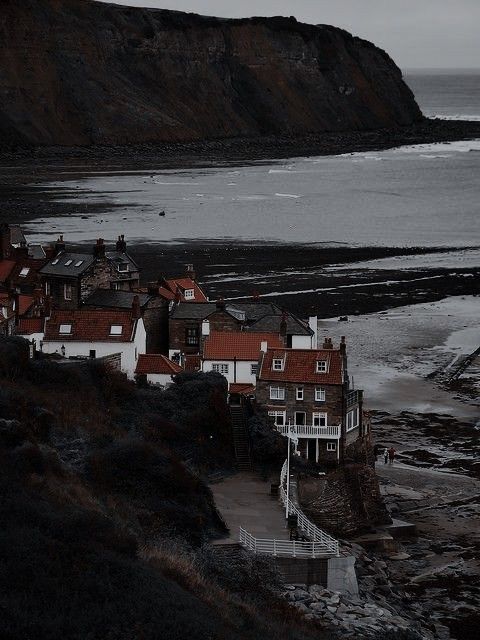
top-left (388, 447), bottom-right (396, 464)
top-left (383, 448), bottom-right (389, 464)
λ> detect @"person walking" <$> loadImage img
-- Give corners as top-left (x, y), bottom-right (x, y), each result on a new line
top-left (388, 447), bottom-right (396, 464)
top-left (383, 448), bottom-right (389, 464)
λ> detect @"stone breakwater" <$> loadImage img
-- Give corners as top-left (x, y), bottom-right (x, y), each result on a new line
top-left (281, 541), bottom-right (450, 639)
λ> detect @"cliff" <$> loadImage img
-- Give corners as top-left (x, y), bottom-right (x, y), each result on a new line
top-left (0, 0), bottom-right (422, 147)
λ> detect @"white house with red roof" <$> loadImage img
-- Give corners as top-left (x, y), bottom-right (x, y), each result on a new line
top-left (135, 353), bottom-right (183, 386)
top-left (40, 300), bottom-right (146, 378)
top-left (201, 331), bottom-right (284, 388)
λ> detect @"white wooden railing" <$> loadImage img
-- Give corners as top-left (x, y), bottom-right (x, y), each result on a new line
top-left (275, 424), bottom-right (341, 438)
top-left (279, 460), bottom-right (339, 556)
top-left (239, 527), bottom-right (335, 558)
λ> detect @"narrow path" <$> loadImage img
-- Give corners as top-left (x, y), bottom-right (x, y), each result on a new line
top-left (210, 472), bottom-right (288, 544)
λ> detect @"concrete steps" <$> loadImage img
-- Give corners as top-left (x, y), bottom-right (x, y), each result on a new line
top-left (230, 405), bottom-right (252, 470)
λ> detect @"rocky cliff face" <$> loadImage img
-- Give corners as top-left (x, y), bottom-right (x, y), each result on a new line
top-left (0, 0), bottom-right (422, 147)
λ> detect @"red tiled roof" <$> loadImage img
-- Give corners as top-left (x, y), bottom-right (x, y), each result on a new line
top-left (258, 348), bottom-right (343, 385)
top-left (18, 294), bottom-right (34, 316)
top-left (229, 383), bottom-right (256, 395)
top-left (164, 278), bottom-right (208, 302)
top-left (135, 354), bottom-right (183, 375)
top-left (184, 354), bottom-right (201, 372)
top-left (203, 331), bottom-right (284, 361)
top-left (158, 286), bottom-right (176, 301)
top-left (44, 309), bottom-right (137, 342)
top-left (0, 260), bottom-right (16, 283)
top-left (17, 318), bottom-right (44, 335)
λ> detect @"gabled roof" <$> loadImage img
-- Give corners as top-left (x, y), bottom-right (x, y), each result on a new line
top-left (184, 354), bottom-right (201, 372)
top-left (229, 383), bottom-right (256, 396)
top-left (105, 251), bottom-right (139, 273)
top-left (258, 348), bottom-right (343, 385)
top-left (40, 252), bottom-right (95, 277)
top-left (0, 260), bottom-right (16, 283)
top-left (17, 318), bottom-right (44, 335)
top-left (247, 313), bottom-right (312, 337)
top-left (203, 331), bottom-right (284, 361)
top-left (170, 302), bottom-right (217, 319)
top-left (85, 289), bottom-right (152, 309)
top-left (18, 294), bottom-right (34, 316)
top-left (164, 277), bottom-right (208, 302)
top-left (44, 309), bottom-right (138, 342)
top-left (135, 354), bottom-right (183, 375)
top-left (10, 226), bottom-right (27, 246)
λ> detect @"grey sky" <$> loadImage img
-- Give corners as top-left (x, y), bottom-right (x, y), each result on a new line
top-left (100, 0), bottom-right (480, 69)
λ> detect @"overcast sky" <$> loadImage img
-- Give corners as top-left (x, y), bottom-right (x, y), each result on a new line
top-left (100, 0), bottom-right (479, 69)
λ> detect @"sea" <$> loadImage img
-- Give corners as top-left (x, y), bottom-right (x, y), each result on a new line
top-left (25, 70), bottom-right (480, 249)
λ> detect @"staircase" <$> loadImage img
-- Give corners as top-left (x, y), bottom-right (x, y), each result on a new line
top-left (229, 405), bottom-right (252, 470)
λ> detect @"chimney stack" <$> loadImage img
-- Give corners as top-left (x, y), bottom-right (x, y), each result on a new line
top-left (322, 336), bottom-right (333, 350)
top-left (260, 340), bottom-right (268, 353)
top-left (340, 336), bottom-right (346, 354)
top-left (251, 290), bottom-right (260, 301)
top-left (15, 241), bottom-right (29, 259)
top-left (54, 234), bottom-right (66, 256)
top-left (132, 295), bottom-right (141, 319)
top-left (216, 297), bottom-right (225, 310)
top-left (147, 281), bottom-right (158, 296)
top-left (186, 263), bottom-right (196, 281)
top-left (93, 238), bottom-right (106, 258)
top-left (280, 311), bottom-right (287, 341)
top-left (116, 234), bottom-right (127, 253)
top-left (0, 223), bottom-right (12, 260)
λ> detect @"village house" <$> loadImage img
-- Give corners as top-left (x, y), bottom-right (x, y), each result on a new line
top-left (135, 353), bottom-right (183, 386)
top-left (84, 286), bottom-right (169, 354)
top-left (158, 264), bottom-right (208, 304)
top-left (0, 224), bottom-right (50, 294)
top-left (169, 299), bottom-right (315, 360)
top-left (38, 299), bottom-right (146, 378)
top-left (39, 236), bottom-right (140, 310)
top-left (201, 331), bottom-right (284, 389)
top-left (256, 337), bottom-right (366, 466)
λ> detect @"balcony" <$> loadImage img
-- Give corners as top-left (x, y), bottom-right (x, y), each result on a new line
top-left (275, 424), bottom-right (341, 439)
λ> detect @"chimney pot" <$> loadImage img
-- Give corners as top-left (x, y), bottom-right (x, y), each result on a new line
top-left (260, 341), bottom-right (268, 353)
top-left (186, 263), bottom-right (196, 281)
top-left (93, 238), bottom-right (106, 258)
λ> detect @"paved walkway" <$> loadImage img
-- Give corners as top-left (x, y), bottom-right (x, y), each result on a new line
top-left (210, 472), bottom-right (289, 543)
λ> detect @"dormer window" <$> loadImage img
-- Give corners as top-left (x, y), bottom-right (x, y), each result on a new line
top-left (316, 360), bottom-right (328, 373)
top-left (59, 324), bottom-right (72, 334)
top-left (117, 263), bottom-right (129, 273)
top-left (184, 289), bottom-right (194, 300)
top-left (51, 258), bottom-right (59, 265)
top-left (19, 267), bottom-right (30, 277)
top-left (110, 325), bottom-right (123, 335)
top-left (272, 358), bottom-right (284, 371)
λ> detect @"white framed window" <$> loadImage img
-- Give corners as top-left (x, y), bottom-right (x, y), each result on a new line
top-left (117, 263), bottom-right (129, 272)
top-left (296, 387), bottom-right (304, 401)
top-left (272, 358), bottom-right (284, 371)
top-left (313, 412), bottom-right (327, 427)
top-left (250, 363), bottom-right (258, 375)
top-left (316, 360), bottom-right (327, 373)
top-left (64, 260), bottom-right (73, 266)
top-left (19, 267), bottom-right (30, 277)
top-left (315, 388), bottom-right (326, 402)
top-left (269, 386), bottom-right (285, 400)
top-left (347, 408), bottom-right (360, 431)
top-left (268, 411), bottom-right (286, 426)
top-left (184, 289), bottom-right (195, 300)
top-left (45, 281), bottom-right (50, 296)
top-left (327, 442), bottom-right (337, 452)
top-left (59, 324), bottom-right (72, 334)
top-left (112, 282), bottom-right (120, 290)
top-left (51, 258), bottom-right (59, 265)
top-left (64, 283), bottom-right (72, 300)
top-left (110, 325), bottom-right (123, 335)
top-left (74, 260), bottom-right (84, 267)
top-left (212, 363), bottom-right (229, 375)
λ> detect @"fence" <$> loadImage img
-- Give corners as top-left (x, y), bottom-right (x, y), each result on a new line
top-left (239, 527), bottom-right (335, 558)
top-left (275, 424), bottom-right (341, 438)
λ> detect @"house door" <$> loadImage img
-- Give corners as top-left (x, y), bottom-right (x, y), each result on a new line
top-left (295, 412), bottom-right (306, 426)
top-left (307, 439), bottom-right (316, 461)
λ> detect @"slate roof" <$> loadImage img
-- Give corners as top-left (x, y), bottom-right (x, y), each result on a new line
top-left (135, 354), bottom-right (182, 375)
top-left (258, 348), bottom-right (343, 385)
top-left (203, 332), bottom-right (284, 361)
top-left (40, 252), bottom-right (95, 277)
top-left (170, 302), bottom-right (217, 319)
top-left (247, 314), bottom-right (312, 336)
top-left (10, 226), bottom-right (27, 246)
top-left (44, 309), bottom-right (137, 342)
top-left (85, 289), bottom-right (152, 309)
top-left (105, 251), bottom-right (139, 272)
top-left (17, 318), bottom-right (44, 335)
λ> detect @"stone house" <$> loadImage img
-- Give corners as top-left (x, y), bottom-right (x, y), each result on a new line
top-left (40, 236), bottom-right (140, 310)
top-left (202, 331), bottom-right (284, 388)
top-left (256, 337), bottom-right (366, 465)
top-left (169, 299), bottom-right (315, 359)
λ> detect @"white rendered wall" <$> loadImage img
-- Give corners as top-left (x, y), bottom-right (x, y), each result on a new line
top-left (146, 373), bottom-right (173, 386)
top-left (202, 359), bottom-right (257, 385)
top-left (291, 335), bottom-right (313, 349)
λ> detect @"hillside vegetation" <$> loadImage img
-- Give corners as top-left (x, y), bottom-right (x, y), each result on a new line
top-left (0, 337), bottom-right (325, 640)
